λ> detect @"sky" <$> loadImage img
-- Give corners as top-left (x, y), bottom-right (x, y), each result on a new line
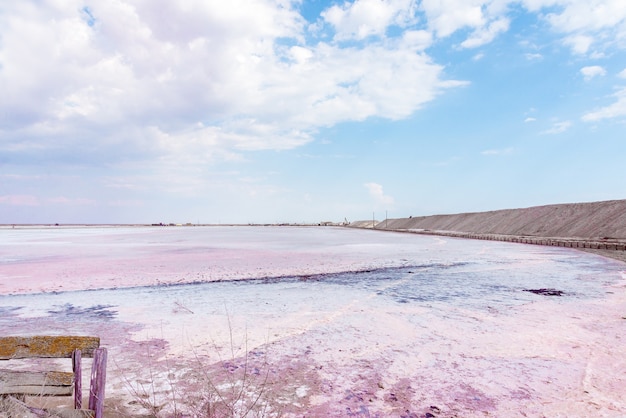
top-left (1, 0), bottom-right (625, 224)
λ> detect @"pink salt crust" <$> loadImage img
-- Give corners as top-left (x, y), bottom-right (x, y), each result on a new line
top-left (1, 228), bottom-right (400, 296)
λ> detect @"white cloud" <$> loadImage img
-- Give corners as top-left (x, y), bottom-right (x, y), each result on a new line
top-left (582, 87), bottom-right (626, 121)
top-left (461, 18), bottom-right (510, 48)
top-left (541, 120), bottom-right (572, 134)
top-left (420, 0), bottom-right (485, 38)
top-left (525, 53), bottom-right (543, 60)
top-left (524, 117), bottom-right (537, 122)
top-left (322, 0), bottom-right (418, 40)
top-left (589, 51), bottom-right (607, 59)
top-left (415, 0), bottom-right (626, 54)
top-left (0, 195), bottom-right (40, 206)
top-left (3, 0), bottom-right (626, 193)
top-left (544, 0), bottom-right (626, 34)
top-left (618, 68), bottom-right (626, 79)
top-left (400, 30), bottom-right (433, 51)
top-left (531, 0), bottom-right (626, 54)
top-left (47, 197), bottom-right (96, 205)
top-left (0, 174), bottom-right (43, 181)
top-left (0, 0), bottom-right (462, 168)
top-left (563, 34), bottom-right (595, 54)
top-left (364, 182), bottom-right (395, 206)
top-left (419, 0), bottom-right (512, 48)
top-left (580, 65), bottom-right (607, 81)
top-left (481, 147), bottom-right (514, 156)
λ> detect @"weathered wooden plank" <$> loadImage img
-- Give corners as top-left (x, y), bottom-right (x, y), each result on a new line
top-left (0, 370), bottom-right (74, 396)
top-left (73, 349), bottom-right (82, 409)
top-left (88, 348), bottom-right (107, 418)
top-left (0, 370), bottom-right (73, 386)
top-left (0, 337), bottom-right (100, 360)
top-left (0, 336), bottom-right (105, 416)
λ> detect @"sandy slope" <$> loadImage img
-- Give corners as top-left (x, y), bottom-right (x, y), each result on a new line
top-left (373, 199), bottom-right (626, 239)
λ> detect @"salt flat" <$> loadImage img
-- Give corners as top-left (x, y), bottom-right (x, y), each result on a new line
top-left (1, 226), bottom-right (625, 417)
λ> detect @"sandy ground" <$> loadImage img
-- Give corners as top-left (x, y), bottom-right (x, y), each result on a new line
top-left (1, 226), bottom-right (625, 417)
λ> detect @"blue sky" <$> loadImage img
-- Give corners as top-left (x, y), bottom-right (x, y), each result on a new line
top-left (1, 0), bottom-right (625, 224)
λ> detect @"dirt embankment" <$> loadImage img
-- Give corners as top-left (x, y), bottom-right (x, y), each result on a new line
top-left (352, 199), bottom-right (626, 262)
top-left (376, 200), bottom-right (626, 239)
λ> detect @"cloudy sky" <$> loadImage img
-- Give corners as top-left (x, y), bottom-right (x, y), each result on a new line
top-left (1, 0), bottom-right (625, 224)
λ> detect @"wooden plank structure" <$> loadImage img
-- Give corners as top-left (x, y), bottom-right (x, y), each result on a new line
top-left (0, 336), bottom-right (107, 418)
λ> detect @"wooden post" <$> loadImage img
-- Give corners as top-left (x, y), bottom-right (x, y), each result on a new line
top-left (72, 349), bottom-right (82, 409)
top-left (89, 348), bottom-right (107, 418)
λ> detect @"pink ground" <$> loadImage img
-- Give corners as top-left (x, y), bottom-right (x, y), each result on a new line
top-left (1, 226), bottom-right (625, 417)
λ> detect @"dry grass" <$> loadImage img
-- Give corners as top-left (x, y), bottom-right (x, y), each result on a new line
top-left (118, 315), bottom-right (285, 418)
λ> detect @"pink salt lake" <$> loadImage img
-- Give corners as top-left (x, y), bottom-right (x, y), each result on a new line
top-left (1, 226), bottom-right (625, 417)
